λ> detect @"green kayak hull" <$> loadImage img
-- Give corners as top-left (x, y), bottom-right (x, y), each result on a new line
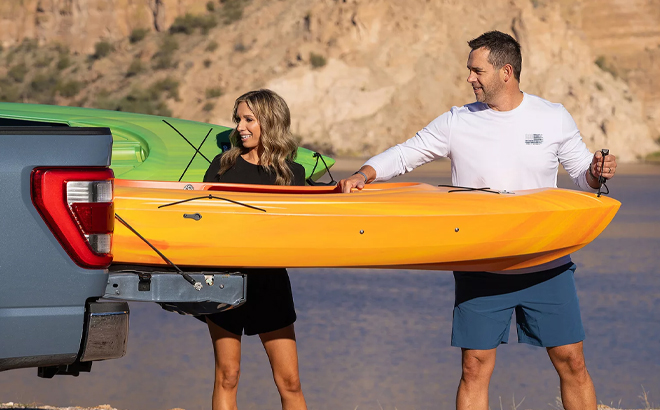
top-left (0, 103), bottom-right (335, 182)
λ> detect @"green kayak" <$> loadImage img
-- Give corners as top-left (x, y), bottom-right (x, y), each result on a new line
top-left (0, 103), bottom-right (335, 182)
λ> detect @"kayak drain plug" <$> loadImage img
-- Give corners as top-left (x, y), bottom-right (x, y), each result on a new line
top-left (360, 230), bottom-right (364, 234)
top-left (455, 228), bottom-right (460, 232)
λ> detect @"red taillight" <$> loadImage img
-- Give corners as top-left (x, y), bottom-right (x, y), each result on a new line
top-left (31, 167), bottom-right (114, 269)
top-left (71, 203), bottom-right (115, 234)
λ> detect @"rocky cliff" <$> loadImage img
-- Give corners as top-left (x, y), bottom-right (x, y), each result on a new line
top-left (1, 0), bottom-right (658, 161)
top-left (558, 0), bottom-right (660, 159)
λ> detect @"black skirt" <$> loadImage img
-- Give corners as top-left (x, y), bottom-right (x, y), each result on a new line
top-left (201, 268), bottom-right (297, 336)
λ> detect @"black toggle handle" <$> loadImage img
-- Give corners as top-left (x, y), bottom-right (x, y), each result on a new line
top-left (599, 148), bottom-right (609, 185)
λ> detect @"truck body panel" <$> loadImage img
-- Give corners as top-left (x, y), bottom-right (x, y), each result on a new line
top-left (0, 127), bottom-right (116, 371)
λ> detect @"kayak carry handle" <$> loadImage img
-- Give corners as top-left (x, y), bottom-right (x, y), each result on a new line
top-left (597, 148), bottom-right (610, 197)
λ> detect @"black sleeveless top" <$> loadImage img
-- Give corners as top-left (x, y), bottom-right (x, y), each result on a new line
top-left (203, 154), bottom-right (306, 186)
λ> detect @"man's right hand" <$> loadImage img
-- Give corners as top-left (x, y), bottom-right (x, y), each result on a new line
top-left (338, 174), bottom-right (367, 193)
top-left (338, 166), bottom-right (376, 193)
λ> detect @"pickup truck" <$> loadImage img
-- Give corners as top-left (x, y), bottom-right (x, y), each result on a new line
top-left (0, 122), bottom-right (246, 378)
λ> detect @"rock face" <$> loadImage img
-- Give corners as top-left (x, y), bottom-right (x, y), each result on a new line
top-left (0, 0), bottom-right (206, 53)
top-left (1, 0), bottom-right (659, 161)
top-left (559, 0), bottom-right (660, 156)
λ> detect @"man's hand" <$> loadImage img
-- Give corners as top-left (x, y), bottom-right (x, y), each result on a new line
top-left (338, 166), bottom-right (376, 193)
top-left (587, 150), bottom-right (617, 189)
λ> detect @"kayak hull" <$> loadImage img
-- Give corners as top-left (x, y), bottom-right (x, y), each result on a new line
top-left (112, 181), bottom-right (620, 272)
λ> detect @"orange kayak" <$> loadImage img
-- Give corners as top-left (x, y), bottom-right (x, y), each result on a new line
top-left (111, 180), bottom-right (620, 271)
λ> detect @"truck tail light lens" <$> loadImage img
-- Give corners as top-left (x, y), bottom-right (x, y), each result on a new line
top-left (31, 168), bottom-right (114, 269)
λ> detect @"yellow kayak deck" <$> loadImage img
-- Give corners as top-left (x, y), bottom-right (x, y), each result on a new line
top-left (112, 180), bottom-right (620, 272)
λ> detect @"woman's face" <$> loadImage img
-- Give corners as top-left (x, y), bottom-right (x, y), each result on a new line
top-left (235, 101), bottom-right (261, 151)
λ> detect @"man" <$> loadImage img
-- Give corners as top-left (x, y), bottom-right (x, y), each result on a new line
top-left (339, 31), bottom-right (617, 410)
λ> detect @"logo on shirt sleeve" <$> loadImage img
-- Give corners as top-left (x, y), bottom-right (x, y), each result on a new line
top-left (525, 134), bottom-right (543, 145)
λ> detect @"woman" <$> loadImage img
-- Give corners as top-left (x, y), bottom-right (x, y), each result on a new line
top-left (202, 89), bottom-right (307, 410)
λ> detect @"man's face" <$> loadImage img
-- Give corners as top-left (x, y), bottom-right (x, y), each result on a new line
top-left (466, 47), bottom-right (504, 104)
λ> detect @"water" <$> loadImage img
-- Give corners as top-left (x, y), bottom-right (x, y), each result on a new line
top-left (1, 163), bottom-right (659, 410)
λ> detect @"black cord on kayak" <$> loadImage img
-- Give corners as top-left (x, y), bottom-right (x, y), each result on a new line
top-left (437, 185), bottom-right (502, 194)
top-left (162, 119), bottom-right (212, 163)
top-left (114, 214), bottom-right (201, 290)
top-left (179, 127), bottom-right (213, 182)
top-left (306, 152), bottom-right (337, 186)
top-left (597, 149), bottom-right (610, 198)
top-left (157, 194), bottom-right (267, 212)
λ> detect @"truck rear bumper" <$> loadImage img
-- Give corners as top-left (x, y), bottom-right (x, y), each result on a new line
top-left (0, 301), bottom-right (129, 373)
top-left (104, 269), bottom-right (246, 308)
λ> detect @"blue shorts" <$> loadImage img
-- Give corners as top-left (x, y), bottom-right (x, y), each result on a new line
top-left (451, 263), bottom-right (584, 349)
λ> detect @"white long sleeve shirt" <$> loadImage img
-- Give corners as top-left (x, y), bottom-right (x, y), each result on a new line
top-left (364, 93), bottom-right (596, 273)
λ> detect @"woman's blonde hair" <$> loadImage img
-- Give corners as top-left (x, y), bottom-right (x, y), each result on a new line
top-left (218, 89), bottom-right (298, 185)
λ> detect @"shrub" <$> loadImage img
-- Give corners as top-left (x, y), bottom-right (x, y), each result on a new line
top-left (116, 88), bottom-right (172, 116)
top-left (129, 28), bottom-right (149, 44)
top-left (205, 87), bottom-right (223, 98)
top-left (93, 89), bottom-right (117, 110)
top-left (152, 36), bottom-right (179, 70)
top-left (203, 59), bottom-right (212, 68)
top-left (8, 63), bottom-right (28, 83)
top-left (17, 38), bottom-right (39, 53)
top-left (198, 15), bottom-right (218, 34)
top-left (205, 40), bottom-right (219, 52)
top-left (72, 97), bottom-right (87, 107)
top-left (594, 55), bottom-right (617, 78)
top-left (203, 102), bottom-right (215, 112)
top-left (5, 50), bottom-right (15, 65)
top-left (27, 72), bottom-right (60, 103)
top-left (310, 52), bottom-right (326, 68)
top-left (150, 77), bottom-right (180, 100)
top-left (57, 54), bottom-right (72, 70)
top-left (206, 1), bottom-right (215, 12)
top-left (222, 0), bottom-right (244, 25)
top-left (35, 55), bottom-right (51, 68)
top-left (0, 78), bottom-right (20, 102)
top-left (160, 36), bottom-right (179, 53)
top-left (98, 87), bottom-right (172, 116)
top-left (30, 72), bottom-right (59, 94)
top-left (56, 80), bottom-right (83, 98)
top-left (170, 14), bottom-right (198, 35)
top-left (53, 43), bottom-right (69, 54)
top-left (93, 41), bottom-right (114, 59)
top-left (170, 13), bottom-right (217, 35)
top-left (126, 59), bottom-right (144, 77)
top-left (646, 151), bottom-right (660, 163)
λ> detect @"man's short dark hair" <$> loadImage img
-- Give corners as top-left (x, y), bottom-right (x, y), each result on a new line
top-left (468, 31), bottom-right (522, 81)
